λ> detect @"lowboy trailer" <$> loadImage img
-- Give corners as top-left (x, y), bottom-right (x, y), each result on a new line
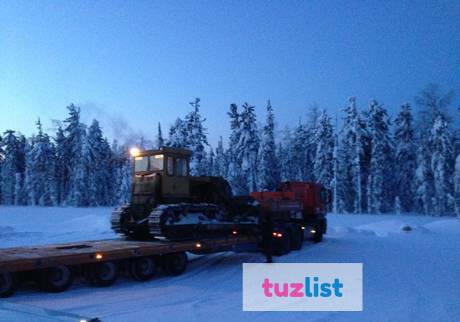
top-left (0, 181), bottom-right (330, 298)
top-left (0, 234), bottom-right (260, 298)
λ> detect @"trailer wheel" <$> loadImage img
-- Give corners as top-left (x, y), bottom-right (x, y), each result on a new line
top-left (0, 272), bottom-right (17, 298)
top-left (128, 257), bottom-right (157, 281)
top-left (273, 228), bottom-right (291, 256)
top-left (38, 265), bottom-right (74, 292)
top-left (290, 225), bottom-right (304, 250)
top-left (162, 252), bottom-right (187, 276)
top-left (87, 261), bottom-right (119, 287)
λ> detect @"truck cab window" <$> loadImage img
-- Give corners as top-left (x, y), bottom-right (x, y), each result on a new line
top-left (149, 155), bottom-right (164, 171)
top-left (167, 156), bottom-right (174, 175)
top-left (134, 156), bottom-right (148, 172)
top-left (176, 158), bottom-right (188, 176)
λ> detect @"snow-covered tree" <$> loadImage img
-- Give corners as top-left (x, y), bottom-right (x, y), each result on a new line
top-left (393, 104), bottom-right (416, 212)
top-left (54, 126), bottom-right (67, 205)
top-left (366, 100), bottom-right (394, 213)
top-left (186, 98), bottom-right (209, 175)
top-left (429, 115), bottom-right (455, 215)
top-left (455, 154), bottom-right (460, 217)
top-left (337, 98), bottom-right (368, 213)
top-left (155, 122), bottom-right (164, 148)
top-left (278, 127), bottom-right (293, 181)
top-left (314, 110), bottom-right (334, 190)
top-left (227, 103), bottom-right (245, 195)
top-left (258, 100), bottom-right (279, 191)
top-left (331, 125), bottom-right (339, 213)
top-left (237, 102), bottom-right (260, 193)
top-left (213, 136), bottom-right (228, 178)
top-left (26, 119), bottom-right (56, 206)
top-left (86, 120), bottom-right (112, 206)
top-left (414, 144), bottom-right (434, 215)
top-left (291, 122), bottom-right (309, 180)
top-left (415, 84), bottom-right (455, 135)
top-left (167, 118), bottom-right (188, 148)
top-left (1, 131), bottom-right (25, 205)
top-left (63, 104), bottom-right (88, 206)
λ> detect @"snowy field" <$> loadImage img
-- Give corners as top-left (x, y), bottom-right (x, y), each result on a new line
top-left (0, 206), bottom-right (459, 322)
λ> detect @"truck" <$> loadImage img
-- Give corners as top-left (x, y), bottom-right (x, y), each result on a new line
top-left (0, 147), bottom-right (330, 298)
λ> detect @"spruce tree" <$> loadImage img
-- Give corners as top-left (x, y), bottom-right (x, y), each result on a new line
top-left (366, 100), bottom-right (394, 213)
top-left (313, 110), bottom-right (334, 190)
top-left (337, 98), bottom-right (368, 213)
top-left (214, 136), bottom-right (228, 178)
top-left (26, 119), bottom-right (56, 206)
top-left (54, 126), bottom-right (67, 205)
top-left (393, 104), bottom-right (416, 212)
top-left (258, 100), bottom-right (279, 191)
top-left (237, 102), bottom-right (259, 193)
top-left (63, 104), bottom-right (88, 206)
top-left (86, 120), bottom-right (112, 206)
top-left (167, 118), bottom-right (189, 148)
top-left (429, 115), bottom-right (455, 215)
top-left (186, 98), bottom-right (209, 175)
top-left (454, 154), bottom-right (460, 216)
top-left (1, 131), bottom-right (21, 205)
top-left (155, 122), bottom-right (164, 148)
top-left (227, 104), bottom-right (245, 195)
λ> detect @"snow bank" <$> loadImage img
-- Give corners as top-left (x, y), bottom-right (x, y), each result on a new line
top-left (355, 220), bottom-right (430, 237)
top-left (424, 219), bottom-right (460, 234)
top-left (0, 206), bottom-right (117, 247)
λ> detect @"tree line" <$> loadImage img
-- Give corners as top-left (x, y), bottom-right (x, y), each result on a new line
top-left (0, 84), bottom-right (459, 215)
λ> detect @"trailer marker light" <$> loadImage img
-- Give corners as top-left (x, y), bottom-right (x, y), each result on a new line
top-left (95, 253), bottom-right (104, 260)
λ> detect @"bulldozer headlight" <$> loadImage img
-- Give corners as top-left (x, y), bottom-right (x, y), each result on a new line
top-left (130, 147), bottom-right (141, 157)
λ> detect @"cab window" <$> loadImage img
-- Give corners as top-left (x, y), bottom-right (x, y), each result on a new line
top-left (149, 155), bottom-right (164, 171)
top-left (167, 156), bottom-right (174, 175)
top-left (134, 156), bottom-right (149, 172)
top-left (176, 158), bottom-right (188, 176)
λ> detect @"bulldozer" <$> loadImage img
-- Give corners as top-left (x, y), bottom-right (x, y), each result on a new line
top-left (111, 146), bottom-right (258, 240)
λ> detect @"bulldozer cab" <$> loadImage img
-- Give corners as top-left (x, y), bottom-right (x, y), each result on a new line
top-left (132, 147), bottom-right (192, 199)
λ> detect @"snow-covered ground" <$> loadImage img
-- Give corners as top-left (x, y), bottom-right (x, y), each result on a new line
top-left (1, 206), bottom-right (459, 322)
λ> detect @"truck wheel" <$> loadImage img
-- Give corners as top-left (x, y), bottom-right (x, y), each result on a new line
top-left (273, 228), bottom-right (291, 256)
top-left (162, 252), bottom-right (187, 276)
top-left (128, 257), bottom-right (156, 281)
top-left (290, 225), bottom-right (303, 250)
top-left (0, 272), bottom-right (17, 298)
top-left (313, 223), bottom-right (324, 243)
top-left (87, 261), bottom-right (119, 287)
top-left (38, 265), bottom-right (74, 292)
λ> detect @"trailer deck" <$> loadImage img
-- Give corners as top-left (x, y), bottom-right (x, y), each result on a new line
top-left (0, 234), bottom-right (261, 298)
top-left (0, 235), bottom-right (260, 273)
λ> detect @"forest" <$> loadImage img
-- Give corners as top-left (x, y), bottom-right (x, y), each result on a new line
top-left (0, 84), bottom-right (459, 216)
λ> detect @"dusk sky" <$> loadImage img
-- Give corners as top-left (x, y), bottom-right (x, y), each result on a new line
top-left (1, 0), bottom-right (459, 146)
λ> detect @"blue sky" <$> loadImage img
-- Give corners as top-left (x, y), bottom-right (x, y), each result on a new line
top-left (1, 0), bottom-right (459, 145)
